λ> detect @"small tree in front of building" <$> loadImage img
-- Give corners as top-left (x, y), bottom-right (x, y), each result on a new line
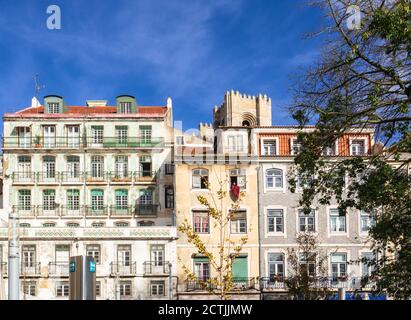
top-left (285, 232), bottom-right (331, 300)
top-left (178, 172), bottom-right (249, 300)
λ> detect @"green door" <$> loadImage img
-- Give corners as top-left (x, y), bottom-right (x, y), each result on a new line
top-left (232, 256), bottom-right (248, 281)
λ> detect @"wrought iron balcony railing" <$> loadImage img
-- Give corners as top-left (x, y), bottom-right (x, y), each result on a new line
top-left (2, 136), bottom-right (164, 149)
top-left (109, 205), bottom-right (134, 217)
top-left (259, 276), bottom-right (376, 291)
top-left (11, 172), bottom-right (36, 183)
top-left (110, 262), bottom-right (137, 276)
top-left (37, 206), bottom-right (60, 218)
top-left (84, 205), bottom-right (109, 217)
top-left (135, 204), bottom-right (158, 216)
top-left (60, 206), bottom-right (83, 218)
top-left (20, 262), bottom-right (41, 276)
top-left (48, 262), bottom-right (69, 276)
top-left (185, 279), bottom-right (218, 292)
top-left (12, 205), bottom-right (36, 218)
top-left (143, 261), bottom-right (170, 275)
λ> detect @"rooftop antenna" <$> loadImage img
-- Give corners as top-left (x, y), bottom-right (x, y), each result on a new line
top-left (33, 74), bottom-right (45, 97)
top-left (33, 74), bottom-right (45, 112)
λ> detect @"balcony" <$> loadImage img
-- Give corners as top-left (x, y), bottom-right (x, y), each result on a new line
top-left (259, 276), bottom-right (376, 291)
top-left (109, 205), bottom-right (134, 218)
top-left (143, 261), bottom-right (170, 276)
top-left (37, 206), bottom-right (60, 218)
top-left (20, 263), bottom-right (41, 277)
top-left (84, 205), bottom-right (109, 218)
top-left (231, 277), bottom-right (257, 291)
top-left (0, 262), bottom-right (7, 277)
top-left (84, 172), bottom-right (108, 184)
top-left (110, 262), bottom-right (137, 276)
top-left (12, 205), bottom-right (36, 218)
top-left (135, 204), bottom-right (158, 216)
top-left (185, 279), bottom-right (218, 292)
top-left (37, 172), bottom-right (59, 184)
top-left (60, 171), bottom-right (83, 184)
top-left (2, 136), bottom-right (165, 149)
top-left (48, 262), bottom-right (69, 277)
top-left (109, 172), bottom-right (133, 184)
top-left (11, 172), bottom-right (36, 184)
top-left (135, 171), bottom-right (157, 182)
top-left (61, 206), bottom-right (83, 218)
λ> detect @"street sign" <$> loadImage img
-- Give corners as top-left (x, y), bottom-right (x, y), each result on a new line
top-left (69, 261), bottom-right (76, 273)
top-left (89, 261), bottom-right (96, 273)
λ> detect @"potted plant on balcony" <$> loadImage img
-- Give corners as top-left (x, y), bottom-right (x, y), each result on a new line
top-left (34, 135), bottom-right (41, 148)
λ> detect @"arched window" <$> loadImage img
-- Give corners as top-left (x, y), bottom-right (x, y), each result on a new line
top-left (43, 222), bottom-right (56, 227)
top-left (266, 169), bottom-right (283, 189)
top-left (192, 169), bottom-right (209, 189)
top-left (115, 221), bottom-right (129, 227)
top-left (138, 220), bottom-right (154, 227)
top-left (67, 222), bottom-right (80, 228)
top-left (19, 223), bottom-right (31, 228)
top-left (91, 222), bottom-right (105, 228)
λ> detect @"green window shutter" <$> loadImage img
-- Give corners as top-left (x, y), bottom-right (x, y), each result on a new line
top-left (193, 257), bottom-right (209, 263)
top-left (232, 256), bottom-right (248, 279)
top-left (115, 126), bottom-right (128, 130)
top-left (140, 125), bottom-right (152, 130)
top-left (140, 189), bottom-right (152, 196)
top-left (91, 189), bottom-right (104, 196)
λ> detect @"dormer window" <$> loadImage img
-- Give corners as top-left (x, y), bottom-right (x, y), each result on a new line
top-left (47, 102), bottom-right (60, 114)
top-left (119, 102), bottom-right (132, 114)
top-left (351, 139), bottom-right (366, 156)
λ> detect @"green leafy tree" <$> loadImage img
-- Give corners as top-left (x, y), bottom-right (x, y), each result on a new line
top-left (289, 0), bottom-right (411, 299)
top-left (285, 233), bottom-right (331, 300)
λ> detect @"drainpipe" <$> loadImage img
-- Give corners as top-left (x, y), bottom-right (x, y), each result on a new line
top-left (256, 166), bottom-right (263, 300)
top-left (8, 210), bottom-right (20, 300)
top-left (168, 262), bottom-right (173, 300)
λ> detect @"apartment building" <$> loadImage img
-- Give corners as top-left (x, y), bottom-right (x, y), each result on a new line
top-left (175, 90), bottom-right (375, 299)
top-left (252, 126), bottom-right (376, 299)
top-left (0, 95), bottom-right (177, 299)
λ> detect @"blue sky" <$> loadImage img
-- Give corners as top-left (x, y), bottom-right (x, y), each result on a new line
top-left (0, 0), bottom-right (324, 131)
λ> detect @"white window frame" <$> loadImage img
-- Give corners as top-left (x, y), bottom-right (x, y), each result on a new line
top-left (349, 137), bottom-right (368, 156)
top-left (260, 137), bottom-right (279, 156)
top-left (330, 252), bottom-right (348, 280)
top-left (265, 168), bottom-right (284, 190)
top-left (191, 168), bottom-right (209, 190)
top-left (265, 206), bottom-right (286, 238)
top-left (226, 135), bottom-right (244, 153)
top-left (296, 209), bottom-right (317, 234)
top-left (359, 210), bottom-right (375, 235)
top-left (150, 280), bottom-right (165, 296)
top-left (327, 207), bottom-right (348, 237)
top-left (230, 210), bottom-right (247, 234)
top-left (322, 140), bottom-right (339, 156)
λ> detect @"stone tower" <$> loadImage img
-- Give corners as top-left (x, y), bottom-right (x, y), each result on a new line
top-left (213, 90), bottom-right (272, 128)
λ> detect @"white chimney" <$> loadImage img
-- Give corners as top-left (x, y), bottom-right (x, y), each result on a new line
top-left (31, 97), bottom-right (41, 108)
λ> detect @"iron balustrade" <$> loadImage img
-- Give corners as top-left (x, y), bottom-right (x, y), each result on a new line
top-left (11, 172), bottom-right (36, 183)
top-left (37, 206), bottom-right (60, 218)
top-left (2, 136), bottom-right (164, 149)
top-left (61, 205), bottom-right (83, 218)
top-left (231, 277), bottom-right (257, 290)
top-left (259, 276), bottom-right (376, 291)
top-left (12, 205), bottom-right (36, 218)
top-left (110, 262), bottom-right (137, 276)
top-left (48, 262), bottom-right (69, 276)
top-left (135, 204), bottom-right (158, 216)
top-left (185, 279), bottom-right (218, 292)
top-left (143, 261), bottom-right (170, 275)
top-left (84, 205), bottom-right (109, 217)
top-left (60, 171), bottom-right (83, 183)
top-left (37, 172), bottom-right (59, 183)
top-left (109, 171), bottom-right (133, 183)
top-left (84, 172), bottom-right (107, 182)
top-left (109, 205), bottom-right (134, 217)
top-left (20, 262), bottom-right (41, 276)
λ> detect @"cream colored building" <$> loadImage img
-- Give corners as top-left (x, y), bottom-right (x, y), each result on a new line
top-left (0, 95), bottom-right (177, 299)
